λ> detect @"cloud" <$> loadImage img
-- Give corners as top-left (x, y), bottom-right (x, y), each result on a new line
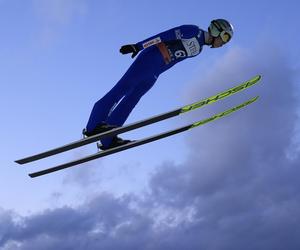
top-left (32, 0), bottom-right (88, 46)
top-left (33, 0), bottom-right (87, 25)
top-left (149, 41), bottom-right (300, 248)
top-left (1, 41), bottom-right (300, 250)
top-left (1, 194), bottom-right (154, 250)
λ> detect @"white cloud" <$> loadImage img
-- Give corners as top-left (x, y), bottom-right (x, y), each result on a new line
top-left (32, 0), bottom-right (88, 46)
top-left (33, 0), bottom-right (87, 25)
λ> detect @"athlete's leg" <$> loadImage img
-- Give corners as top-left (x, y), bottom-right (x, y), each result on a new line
top-left (85, 45), bottom-right (165, 147)
top-left (85, 78), bottom-right (128, 132)
top-left (85, 54), bottom-right (147, 132)
top-left (100, 75), bottom-right (157, 148)
top-left (85, 45), bottom-right (166, 133)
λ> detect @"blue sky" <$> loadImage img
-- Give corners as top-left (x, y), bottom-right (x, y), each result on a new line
top-left (1, 0), bottom-right (300, 249)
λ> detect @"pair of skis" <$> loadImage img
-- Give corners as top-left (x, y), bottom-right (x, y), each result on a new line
top-left (15, 75), bottom-right (261, 178)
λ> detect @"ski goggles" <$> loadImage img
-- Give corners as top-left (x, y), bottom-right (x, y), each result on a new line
top-left (211, 20), bottom-right (232, 43)
top-left (219, 31), bottom-right (231, 43)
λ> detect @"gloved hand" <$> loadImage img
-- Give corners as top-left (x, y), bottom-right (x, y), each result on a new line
top-left (120, 44), bottom-right (140, 58)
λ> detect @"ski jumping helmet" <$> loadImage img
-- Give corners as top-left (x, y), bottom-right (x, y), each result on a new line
top-left (208, 19), bottom-right (234, 43)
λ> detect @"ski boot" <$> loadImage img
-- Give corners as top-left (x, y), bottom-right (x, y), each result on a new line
top-left (97, 136), bottom-right (134, 151)
top-left (82, 122), bottom-right (118, 138)
top-left (83, 122), bottom-right (133, 151)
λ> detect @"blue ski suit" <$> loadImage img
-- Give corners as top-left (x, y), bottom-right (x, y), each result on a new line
top-left (86, 25), bottom-right (206, 147)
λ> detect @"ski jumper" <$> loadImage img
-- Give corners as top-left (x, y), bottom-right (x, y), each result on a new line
top-left (86, 25), bottom-right (206, 147)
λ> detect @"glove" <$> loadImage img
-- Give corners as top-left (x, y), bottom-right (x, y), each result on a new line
top-left (120, 44), bottom-right (140, 58)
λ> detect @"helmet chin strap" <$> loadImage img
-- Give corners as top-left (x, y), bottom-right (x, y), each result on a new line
top-left (204, 31), bottom-right (216, 48)
top-left (210, 36), bottom-right (216, 48)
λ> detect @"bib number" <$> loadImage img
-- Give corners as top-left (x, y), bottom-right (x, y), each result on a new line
top-left (174, 50), bottom-right (186, 58)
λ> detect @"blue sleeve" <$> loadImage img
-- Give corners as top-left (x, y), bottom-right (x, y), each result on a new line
top-left (136, 25), bottom-right (201, 50)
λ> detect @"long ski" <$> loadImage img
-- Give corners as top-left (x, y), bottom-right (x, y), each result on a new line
top-left (29, 96), bottom-right (259, 178)
top-left (16, 75), bottom-right (261, 165)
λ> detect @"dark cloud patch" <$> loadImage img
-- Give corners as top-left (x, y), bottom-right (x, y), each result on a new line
top-left (148, 42), bottom-right (300, 249)
top-left (1, 43), bottom-right (300, 250)
top-left (1, 194), bottom-right (155, 250)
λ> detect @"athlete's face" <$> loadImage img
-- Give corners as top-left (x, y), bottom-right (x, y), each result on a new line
top-left (211, 36), bottom-right (226, 48)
